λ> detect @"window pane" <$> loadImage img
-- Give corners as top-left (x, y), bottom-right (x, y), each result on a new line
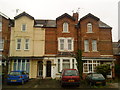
top-left (18, 60), bottom-right (21, 70)
top-left (58, 59), bottom-right (60, 72)
top-left (87, 23), bottom-right (92, 32)
top-left (63, 59), bottom-right (70, 69)
top-left (17, 39), bottom-right (21, 50)
top-left (89, 64), bottom-right (92, 72)
top-left (0, 39), bottom-right (4, 50)
top-left (68, 39), bottom-right (72, 50)
top-left (92, 40), bottom-right (97, 51)
top-left (22, 60), bottom-right (25, 71)
top-left (26, 60), bottom-right (30, 73)
top-left (63, 22), bottom-right (68, 32)
top-left (72, 59), bottom-right (74, 69)
top-left (0, 22), bottom-right (2, 31)
top-left (13, 60), bottom-right (17, 71)
top-left (22, 24), bottom-right (26, 31)
top-left (84, 40), bottom-right (89, 52)
top-left (60, 39), bottom-right (64, 50)
top-left (25, 39), bottom-right (29, 50)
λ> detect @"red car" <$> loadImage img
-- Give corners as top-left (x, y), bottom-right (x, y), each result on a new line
top-left (60, 69), bottom-right (80, 87)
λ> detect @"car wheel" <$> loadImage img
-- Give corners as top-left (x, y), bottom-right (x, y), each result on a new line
top-left (90, 82), bottom-right (93, 86)
top-left (21, 80), bottom-right (24, 85)
top-left (102, 82), bottom-right (106, 86)
top-left (7, 82), bottom-right (10, 85)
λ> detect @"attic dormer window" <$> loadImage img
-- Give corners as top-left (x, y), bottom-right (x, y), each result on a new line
top-left (87, 23), bottom-right (92, 33)
top-left (21, 24), bottom-right (26, 31)
top-left (63, 22), bottom-right (69, 33)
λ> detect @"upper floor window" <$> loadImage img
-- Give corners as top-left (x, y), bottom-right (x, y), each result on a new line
top-left (92, 40), bottom-right (97, 51)
top-left (58, 38), bottom-right (74, 51)
top-left (16, 39), bottom-right (21, 50)
top-left (87, 23), bottom-right (92, 33)
top-left (24, 39), bottom-right (29, 50)
top-left (0, 39), bottom-right (4, 51)
top-left (63, 22), bottom-right (69, 33)
top-left (84, 40), bottom-right (89, 52)
top-left (21, 24), bottom-right (26, 31)
top-left (0, 22), bottom-right (2, 32)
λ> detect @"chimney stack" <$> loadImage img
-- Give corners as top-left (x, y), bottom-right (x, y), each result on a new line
top-left (73, 12), bottom-right (79, 22)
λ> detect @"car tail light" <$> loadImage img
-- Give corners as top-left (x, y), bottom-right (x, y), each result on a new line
top-left (20, 76), bottom-right (22, 78)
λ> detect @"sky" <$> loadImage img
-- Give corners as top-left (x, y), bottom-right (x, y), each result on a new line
top-left (0, 0), bottom-right (119, 42)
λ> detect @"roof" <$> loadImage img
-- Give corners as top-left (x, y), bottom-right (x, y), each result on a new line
top-left (14, 12), bottom-right (34, 20)
top-left (99, 21), bottom-right (112, 29)
top-left (80, 13), bottom-right (100, 21)
top-left (56, 13), bottom-right (75, 21)
top-left (0, 12), bottom-right (9, 19)
top-left (35, 20), bottom-right (56, 27)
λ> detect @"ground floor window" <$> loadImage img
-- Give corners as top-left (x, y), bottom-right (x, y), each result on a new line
top-left (83, 60), bottom-right (100, 73)
top-left (57, 58), bottom-right (76, 73)
top-left (63, 59), bottom-right (70, 69)
top-left (13, 59), bottom-right (30, 73)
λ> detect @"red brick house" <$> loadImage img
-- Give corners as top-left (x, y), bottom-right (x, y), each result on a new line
top-left (43, 12), bottom-right (115, 79)
top-left (0, 12), bottom-right (11, 73)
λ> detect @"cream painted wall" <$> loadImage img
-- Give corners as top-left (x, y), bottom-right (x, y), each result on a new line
top-left (30, 60), bottom-right (38, 78)
top-left (10, 16), bottom-right (45, 57)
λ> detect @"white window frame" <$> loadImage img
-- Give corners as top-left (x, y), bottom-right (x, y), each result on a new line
top-left (62, 59), bottom-right (70, 69)
top-left (83, 60), bottom-right (100, 73)
top-left (0, 39), bottom-right (4, 51)
top-left (63, 22), bottom-right (69, 33)
top-left (58, 37), bottom-right (74, 51)
top-left (84, 40), bottom-right (89, 52)
top-left (24, 39), bottom-right (29, 50)
top-left (16, 39), bottom-right (21, 50)
top-left (0, 22), bottom-right (2, 32)
top-left (92, 40), bottom-right (97, 51)
top-left (21, 24), bottom-right (27, 32)
top-left (87, 23), bottom-right (92, 33)
top-left (13, 59), bottom-right (30, 73)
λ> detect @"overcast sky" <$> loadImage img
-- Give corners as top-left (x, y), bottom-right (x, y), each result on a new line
top-left (0, 0), bottom-right (119, 42)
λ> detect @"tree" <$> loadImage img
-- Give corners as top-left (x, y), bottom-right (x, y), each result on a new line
top-left (95, 64), bottom-right (111, 78)
top-left (75, 49), bottom-right (83, 79)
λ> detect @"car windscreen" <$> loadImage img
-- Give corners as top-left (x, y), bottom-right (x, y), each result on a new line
top-left (9, 72), bottom-right (21, 76)
top-left (92, 74), bottom-right (105, 78)
top-left (64, 70), bottom-right (79, 76)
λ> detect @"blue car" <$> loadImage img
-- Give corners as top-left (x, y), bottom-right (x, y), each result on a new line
top-left (7, 71), bottom-right (29, 85)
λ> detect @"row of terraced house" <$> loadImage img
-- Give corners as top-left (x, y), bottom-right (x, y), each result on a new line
top-left (0, 11), bottom-right (116, 79)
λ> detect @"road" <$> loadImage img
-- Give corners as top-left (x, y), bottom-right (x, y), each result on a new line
top-left (2, 78), bottom-right (119, 90)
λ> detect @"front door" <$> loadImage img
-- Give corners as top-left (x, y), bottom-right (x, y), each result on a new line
top-left (46, 61), bottom-right (51, 77)
top-left (38, 61), bottom-right (43, 77)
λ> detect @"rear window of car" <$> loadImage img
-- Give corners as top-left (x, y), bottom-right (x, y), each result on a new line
top-left (64, 70), bottom-right (79, 76)
top-left (9, 72), bottom-right (21, 75)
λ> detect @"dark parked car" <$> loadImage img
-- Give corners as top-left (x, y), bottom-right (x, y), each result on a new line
top-left (60, 69), bottom-right (80, 87)
top-left (86, 73), bottom-right (106, 86)
top-left (7, 71), bottom-right (29, 85)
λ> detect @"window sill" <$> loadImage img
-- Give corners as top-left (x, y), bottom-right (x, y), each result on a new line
top-left (84, 51), bottom-right (90, 52)
top-left (16, 49), bottom-right (21, 51)
top-left (62, 31), bottom-right (70, 33)
top-left (58, 50), bottom-right (74, 52)
top-left (24, 49), bottom-right (29, 51)
top-left (91, 51), bottom-right (98, 52)
top-left (86, 32), bottom-right (94, 33)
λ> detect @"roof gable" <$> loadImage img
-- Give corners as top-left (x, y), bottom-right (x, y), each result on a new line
top-left (80, 13), bottom-right (100, 21)
top-left (99, 21), bottom-right (112, 29)
top-left (0, 12), bottom-right (9, 19)
top-left (56, 13), bottom-right (75, 21)
top-left (14, 12), bottom-right (34, 20)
